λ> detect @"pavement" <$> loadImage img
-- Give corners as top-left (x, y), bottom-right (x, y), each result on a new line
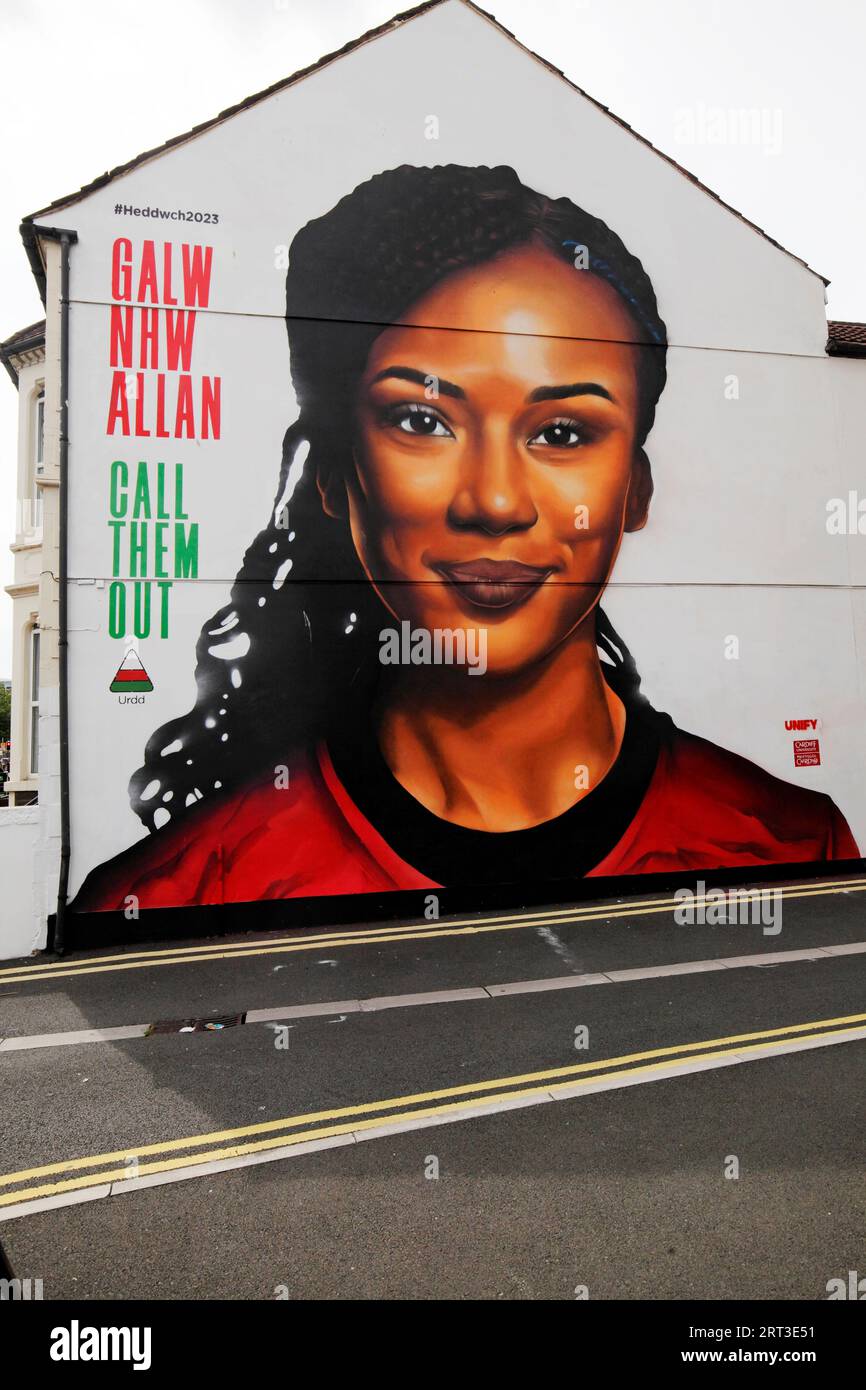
top-left (1, 876), bottom-right (864, 1300)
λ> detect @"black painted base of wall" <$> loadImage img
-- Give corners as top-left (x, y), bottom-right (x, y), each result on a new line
top-left (50, 856), bottom-right (866, 954)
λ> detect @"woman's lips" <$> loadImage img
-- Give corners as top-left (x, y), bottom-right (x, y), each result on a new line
top-left (432, 558), bottom-right (553, 610)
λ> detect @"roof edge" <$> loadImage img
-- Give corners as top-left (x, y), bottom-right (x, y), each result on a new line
top-left (0, 320), bottom-right (46, 390)
top-left (19, 221), bottom-right (48, 305)
top-left (23, 0), bottom-right (445, 222)
top-left (826, 320), bottom-right (866, 359)
top-left (463, 1), bottom-right (829, 285)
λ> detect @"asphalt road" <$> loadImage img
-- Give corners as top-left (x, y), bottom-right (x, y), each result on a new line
top-left (1, 877), bottom-right (864, 1300)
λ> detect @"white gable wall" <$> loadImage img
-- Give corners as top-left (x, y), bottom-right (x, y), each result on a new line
top-left (34, 0), bottom-right (826, 355)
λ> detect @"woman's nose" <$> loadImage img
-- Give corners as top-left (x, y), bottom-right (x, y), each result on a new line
top-left (447, 436), bottom-right (538, 535)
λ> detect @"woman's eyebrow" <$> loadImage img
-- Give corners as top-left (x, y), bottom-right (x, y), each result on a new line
top-left (369, 366), bottom-right (466, 399)
top-left (527, 382), bottom-right (616, 404)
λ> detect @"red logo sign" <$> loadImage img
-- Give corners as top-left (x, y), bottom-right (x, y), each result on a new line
top-left (793, 739), bottom-right (820, 767)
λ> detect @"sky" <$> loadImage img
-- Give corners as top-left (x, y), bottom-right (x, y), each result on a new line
top-left (1, 0), bottom-right (864, 675)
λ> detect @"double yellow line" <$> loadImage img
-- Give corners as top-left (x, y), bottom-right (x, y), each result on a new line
top-left (3, 877), bottom-right (866, 986)
top-left (2, 1009), bottom-right (864, 1211)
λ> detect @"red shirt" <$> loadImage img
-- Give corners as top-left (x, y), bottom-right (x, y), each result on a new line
top-left (74, 726), bottom-right (859, 912)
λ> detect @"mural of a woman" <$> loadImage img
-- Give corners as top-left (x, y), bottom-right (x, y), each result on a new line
top-left (75, 164), bottom-right (859, 911)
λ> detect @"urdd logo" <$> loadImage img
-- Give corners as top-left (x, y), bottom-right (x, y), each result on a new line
top-left (50, 1321), bottom-right (152, 1371)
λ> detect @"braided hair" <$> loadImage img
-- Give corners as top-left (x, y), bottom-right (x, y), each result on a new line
top-left (130, 164), bottom-right (668, 830)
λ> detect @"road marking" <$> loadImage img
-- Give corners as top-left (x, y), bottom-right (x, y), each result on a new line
top-left (1, 1019), bottom-right (864, 1220)
top-left (2, 940), bottom-right (864, 1053)
top-left (1, 1009), bottom-right (864, 1211)
top-left (2, 876), bottom-right (866, 986)
top-left (0, 1024), bottom-right (150, 1052)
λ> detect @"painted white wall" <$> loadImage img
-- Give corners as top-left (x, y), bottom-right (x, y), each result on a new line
top-left (0, 806), bottom-right (41, 959)
top-left (832, 359), bottom-right (866, 589)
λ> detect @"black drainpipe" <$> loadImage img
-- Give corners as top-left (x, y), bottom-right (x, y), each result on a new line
top-left (25, 224), bottom-right (78, 955)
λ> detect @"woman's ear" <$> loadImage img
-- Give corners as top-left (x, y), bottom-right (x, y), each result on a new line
top-left (317, 462), bottom-right (348, 520)
top-left (625, 448), bottom-right (653, 532)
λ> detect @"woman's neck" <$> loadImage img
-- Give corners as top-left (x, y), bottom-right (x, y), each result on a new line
top-left (376, 623), bottom-right (626, 831)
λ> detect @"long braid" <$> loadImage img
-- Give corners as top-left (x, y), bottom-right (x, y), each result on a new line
top-left (129, 422), bottom-right (385, 829)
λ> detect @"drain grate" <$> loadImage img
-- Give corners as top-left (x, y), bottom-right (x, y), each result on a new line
top-left (145, 1013), bottom-right (246, 1036)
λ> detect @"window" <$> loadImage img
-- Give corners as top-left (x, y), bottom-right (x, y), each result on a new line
top-left (29, 627), bottom-right (40, 776)
top-left (19, 385), bottom-right (45, 539)
top-left (35, 388), bottom-right (45, 473)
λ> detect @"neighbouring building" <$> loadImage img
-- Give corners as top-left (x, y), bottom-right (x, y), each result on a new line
top-left (1, 0), bottom-right (865, 959)
top-left (1, 321), bottom-right (47, 808)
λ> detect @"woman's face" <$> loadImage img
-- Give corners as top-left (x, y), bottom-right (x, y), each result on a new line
top-left (336, 244), bottom-right (651, 678)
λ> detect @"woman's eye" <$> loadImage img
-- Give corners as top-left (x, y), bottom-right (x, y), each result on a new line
top-left (389, 405), bottom-right (454, 437)
top-left (528, 420), bottom-right (585, 449)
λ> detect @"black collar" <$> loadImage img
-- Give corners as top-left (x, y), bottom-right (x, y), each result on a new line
top-left (327, 676), bottom-right (667, 886)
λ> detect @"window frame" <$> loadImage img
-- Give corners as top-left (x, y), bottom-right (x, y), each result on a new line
top-left (28, 626), bottom-right (40, 777)
top-left (34, 386), bottom-right (45, 474)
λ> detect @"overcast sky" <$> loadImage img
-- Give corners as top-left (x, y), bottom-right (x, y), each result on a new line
top-left (1, 0), bottom-right (864, 673)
